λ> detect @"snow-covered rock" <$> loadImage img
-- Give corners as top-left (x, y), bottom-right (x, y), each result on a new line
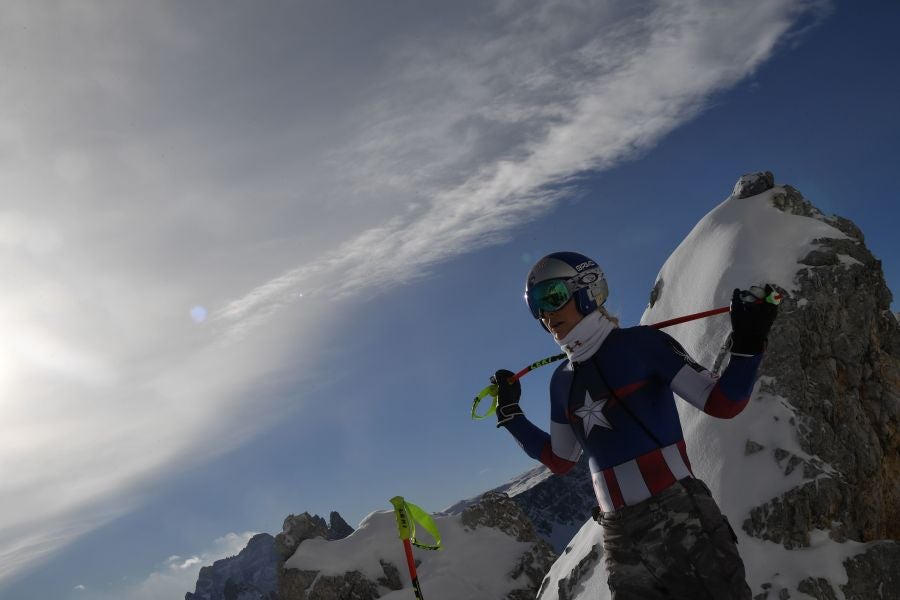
top-left (732, 170), bottom-right (775, 199)
top-left (539, 173), bottom-right (900, 599)
top-left (274, 511), bottom-right (354, 560)
top-left (280, 492), bottom-right (556, 600)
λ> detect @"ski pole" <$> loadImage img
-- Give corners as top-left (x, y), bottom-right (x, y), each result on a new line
top-left (649, 305), bottom-right (729, 329)
top-left (390, 496), bottom-right (442, 600)
top-left (401, 538), bottom-right (424, 600)
top-left (471, 305), bottom-right (732, 420)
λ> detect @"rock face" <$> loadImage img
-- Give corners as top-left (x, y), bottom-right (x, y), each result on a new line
top-left (732, 170), bottom-right (775, 199)
top-left (747, 184), bottom-right (900, 542)
top-left (274, 512), bottom-right (354, 560)
top-left (505, 459), bottom-right (596, 553)
top-left (461, 492), bottom-right (559, 599)
top-left (274, 512), bottom-right (356, 599)
top-left (742, 181), bottom-right (900, 597)
top-left (185, 534), bottom-right (280, 600)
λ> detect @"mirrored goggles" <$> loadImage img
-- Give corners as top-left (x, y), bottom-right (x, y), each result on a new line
top-left (526, 278), bottom-right (574, 318)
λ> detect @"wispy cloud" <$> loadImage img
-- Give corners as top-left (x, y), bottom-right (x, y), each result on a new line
top-left (215, 0), bottom-right (828, 336)
top-left (0, 0), bottom-right (828, 585)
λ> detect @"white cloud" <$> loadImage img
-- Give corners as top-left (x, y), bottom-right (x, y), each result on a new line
top-left (169, 556), bottom-right (202, 571)
top-left (0, 0), bottom-right (829, 586)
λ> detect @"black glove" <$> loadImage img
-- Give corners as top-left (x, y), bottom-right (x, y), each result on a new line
top-left (730, 284), bottom-right (780, 355)
top-left (491, 369), bottom-right (523, 428)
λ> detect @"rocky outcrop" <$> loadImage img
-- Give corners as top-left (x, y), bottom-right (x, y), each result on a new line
top-left (746, 184), bottom-right (900, 547)
top-left (506, 459), bottom-right (596, 553)
top-left (326, 512), bottom-right (354, 540)
top-left (840, 542), bottom-right (900, 599)
top-left (185, 534), bottom-right (280, 600)
top-left (280, 568), bottom-right (385, 600)
top-left (732, 179), bottom-right (900, 596)
top-left (732, 170), bottom-right (775, 199)
top-left (274, 512), bottom-right (354, 561)
top-left (274, 512), bottom-right (356, 599)
top-left (462, 492), bottom-right (558, 598)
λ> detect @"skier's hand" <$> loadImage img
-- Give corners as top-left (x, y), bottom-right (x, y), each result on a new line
top-left (730, 284), bottom-right (781, 355)
top-left (491, 369), bottom-right (523, 428)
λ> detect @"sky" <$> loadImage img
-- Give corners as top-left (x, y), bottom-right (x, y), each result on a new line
top-left (1, 1), bottom-right (898, 598)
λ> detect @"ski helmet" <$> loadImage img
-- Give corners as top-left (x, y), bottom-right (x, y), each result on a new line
top-left (525, 252), bottom-right (609, 324)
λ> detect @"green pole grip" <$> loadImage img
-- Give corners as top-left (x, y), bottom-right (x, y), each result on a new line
top-left (390, 496), bottom-right (442, 550)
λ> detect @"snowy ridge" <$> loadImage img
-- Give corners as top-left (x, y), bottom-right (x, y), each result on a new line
top-left (442, 464), bottom-right (552, 515)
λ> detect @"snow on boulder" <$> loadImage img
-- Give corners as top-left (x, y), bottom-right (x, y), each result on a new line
top-left (280, 492), bottom-right (556, 600)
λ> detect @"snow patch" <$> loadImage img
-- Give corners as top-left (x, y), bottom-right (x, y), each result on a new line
top-left (443, 465), bottom-right (552, 514)
top-left (538, 520), bottom-right (609, 600)
top-left (740, 531), bottom-right (871, 600)
top-left (837, 254), bottom-right (863, 267)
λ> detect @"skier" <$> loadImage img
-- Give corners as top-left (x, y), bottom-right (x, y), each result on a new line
top-left (492, 251), bottom-right (778, 600)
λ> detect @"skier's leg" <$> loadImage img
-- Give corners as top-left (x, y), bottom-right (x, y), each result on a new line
top-left (599, 479), bottom-right (751, 600)
top-left (675, 478), bottom-right (752, 600)
top-left (605, 479), bottom-right (751, 600)
top-left (600, 509), bottom-right (671, 600)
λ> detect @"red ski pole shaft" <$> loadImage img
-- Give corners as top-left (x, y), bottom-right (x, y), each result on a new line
top-left (649, 305), bottom-right (730, 329)
top-left (402, 538), bottom-right (425, 600)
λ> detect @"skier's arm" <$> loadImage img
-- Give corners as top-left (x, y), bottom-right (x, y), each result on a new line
top-left (494, 368), bottom-right (581, 474)
top-left (647, 286), bottom-right (778, 419)
top-left (646, 329), bottom-right (761, 419)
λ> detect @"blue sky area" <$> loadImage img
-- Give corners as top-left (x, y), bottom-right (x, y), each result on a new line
top-left (2, 2), bottom-right (899, 598)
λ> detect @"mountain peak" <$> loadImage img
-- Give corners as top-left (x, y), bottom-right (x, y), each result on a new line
top-left (732, 170), bottom-right (775, 199)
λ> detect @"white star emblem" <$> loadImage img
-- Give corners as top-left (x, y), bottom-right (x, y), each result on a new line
top-left (574, 390), bottom-right (612, 437)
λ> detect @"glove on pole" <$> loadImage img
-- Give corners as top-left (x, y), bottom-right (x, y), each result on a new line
top-left (491, 369), bottom-right (522, 427)
top-left (730, 284), bottom-right (781, 355)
